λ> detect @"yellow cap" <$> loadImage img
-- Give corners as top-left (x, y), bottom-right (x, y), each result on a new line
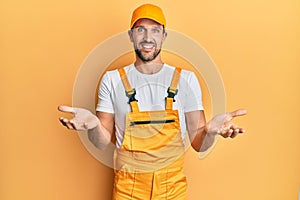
top-left (130, 4), bottom-right (166, 29)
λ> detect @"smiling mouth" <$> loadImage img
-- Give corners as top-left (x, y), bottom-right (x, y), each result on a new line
top-left (140, 42), bottom-right (155, 50)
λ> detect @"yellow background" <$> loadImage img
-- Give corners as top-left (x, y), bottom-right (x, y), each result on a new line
top-left (1, 0), bottom-right (299, 199)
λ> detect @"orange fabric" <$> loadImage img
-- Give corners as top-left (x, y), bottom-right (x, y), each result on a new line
top-left (130, 4), bottom-right (166, 28)
top-left (118, 68), bottom-right (134, 95)
top-left (118, 68), bottom-right (139, 112)
top-left (165, 97), bottom-right (174, 111)
top-left (129, 101), bottom-right (139, 113)
top-left (169, 67), bottom-right (181, 93)
top-left (166, 67), bottom-right (181, 110)
top-left (113, 67), bottom-right (186, 200)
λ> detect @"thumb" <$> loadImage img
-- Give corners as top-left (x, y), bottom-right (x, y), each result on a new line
top-left (58, 105), bottom-right (75, 114)
top-left (229, 109), bottom-right (247, 119)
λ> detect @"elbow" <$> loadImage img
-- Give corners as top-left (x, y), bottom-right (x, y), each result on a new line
top-left (199, 145), bottom-right (210, 153)
top-left (191, 141), bottom-right (202, 152)
top-left (94, 142), bottom-right (109, 150)
top-left (87, 132), bottom-right (111, 150)
top-left (191, 143), bottom-right (209, 153)
top-left (190, 132), bottom-right (206, 152)
top-left (191, 142), bottom-right (210, 153)
top-left (89, 137), bottom-right (110, 150)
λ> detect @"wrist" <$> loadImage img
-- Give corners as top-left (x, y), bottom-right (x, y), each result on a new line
top-left (205, 123), bottom-right (219, 137)
top-left (85, 116), bottom-right (100, 131)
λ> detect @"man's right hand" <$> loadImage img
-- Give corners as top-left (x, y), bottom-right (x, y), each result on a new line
top-left (58, 105), bottom-right (99, 131)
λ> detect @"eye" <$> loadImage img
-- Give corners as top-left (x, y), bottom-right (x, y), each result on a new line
top-left (136, 27), bottom-right (145, 33)
top-left (152, 28), bottom-right (161, 34)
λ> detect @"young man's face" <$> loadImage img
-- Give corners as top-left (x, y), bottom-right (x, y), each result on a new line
top-left (129, 18), bottom-right (167, 62)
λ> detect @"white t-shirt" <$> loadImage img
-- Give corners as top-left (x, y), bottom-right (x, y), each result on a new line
top-left (96, 64), bottom-right (204, 148)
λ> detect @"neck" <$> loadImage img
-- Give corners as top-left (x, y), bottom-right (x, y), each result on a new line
top-left (134, 56), bottom-right (164, 74)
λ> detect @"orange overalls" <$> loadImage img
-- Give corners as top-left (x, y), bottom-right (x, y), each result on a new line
top-left (112, 67), bottom-right (187, 200)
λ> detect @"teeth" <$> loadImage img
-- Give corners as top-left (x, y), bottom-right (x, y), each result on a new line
top-left (141, 43), bottom-right (154, 49)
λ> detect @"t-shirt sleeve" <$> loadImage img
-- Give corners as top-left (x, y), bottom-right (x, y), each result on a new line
top-left (181, 71), bottom-right (204, 113)
top-left (96, 72), bottom-right (114, 113)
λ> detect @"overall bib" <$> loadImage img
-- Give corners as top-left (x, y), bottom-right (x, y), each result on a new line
top-left (112, 67), bottom-right (187, 200)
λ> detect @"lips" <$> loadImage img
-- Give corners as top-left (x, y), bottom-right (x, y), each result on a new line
top-left (140, 42), bottom-right (155, 50)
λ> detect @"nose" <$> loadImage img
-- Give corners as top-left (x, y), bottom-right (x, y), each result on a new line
top-left (143, 29), bottom-right (152, 42)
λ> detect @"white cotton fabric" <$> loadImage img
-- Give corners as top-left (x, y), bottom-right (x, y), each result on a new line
top-left (96, 64), bottom-right (204, 148)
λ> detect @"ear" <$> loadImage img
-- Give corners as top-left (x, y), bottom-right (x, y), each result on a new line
top-left (162, 31), bottom-right (168, 43)
top-left (128, 30), bottom-right (134, 42)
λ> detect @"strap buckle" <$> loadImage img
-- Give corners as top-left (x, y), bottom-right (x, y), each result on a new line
top-left (166, 87), bottom-right (178, 102)
top-left (126, 89), bottom-right (138, 104)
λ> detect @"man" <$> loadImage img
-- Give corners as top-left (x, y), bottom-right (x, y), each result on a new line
top-left (58, 4), bottom-right (247, 200)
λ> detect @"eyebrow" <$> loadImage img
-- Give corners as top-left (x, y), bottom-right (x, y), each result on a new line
top-left (133, 25), bottom-right (163, 29)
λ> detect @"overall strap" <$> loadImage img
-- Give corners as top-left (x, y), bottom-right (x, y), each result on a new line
top-left (118, 67), bottom-right (139, 112)
top-left (166, 67), bottom-right (182, 110)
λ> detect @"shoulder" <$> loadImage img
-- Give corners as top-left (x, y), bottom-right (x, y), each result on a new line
top-left (164, 64), bottom-right (196, 80)
top-left (102, 64), bottom-right (134, 81)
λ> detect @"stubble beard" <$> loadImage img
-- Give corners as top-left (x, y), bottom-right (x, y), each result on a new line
top-left (135, 47), bottom-right (161, 63)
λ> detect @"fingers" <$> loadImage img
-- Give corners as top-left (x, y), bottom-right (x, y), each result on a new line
top-left (58, 105), bottom-right (96, 131)
top-left (58, 105), bottom-right (76, 115)
top-left (220, 122), bottom-right (246, 138)
top-left (59, 117), bottom-right (77, 130)
top-left (230, 128), bottom-right (242, 138)
top-left (58, 105), bottom-right (77, 130)
top-left (229, 109), bottom-right (247, 119)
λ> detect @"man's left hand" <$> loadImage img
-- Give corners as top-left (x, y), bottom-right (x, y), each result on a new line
top-left (206, 109), bottom-right (247, 138)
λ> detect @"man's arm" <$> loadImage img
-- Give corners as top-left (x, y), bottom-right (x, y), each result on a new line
top-left (87, 111), bottom-right (114, 150)
top-left (58, 106), bottom-right (114, 150)
top-left (185, 109), bottom-right (247, 152)
top-left (185, 110), bottom-right (213, 152)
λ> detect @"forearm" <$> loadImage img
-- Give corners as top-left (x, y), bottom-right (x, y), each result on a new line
top-left (87, 121), bottom-right (112, 150)
top-left (191, 126), bottom-right (216, 152)
top-left (199, 130), bottom-right (216, 152)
